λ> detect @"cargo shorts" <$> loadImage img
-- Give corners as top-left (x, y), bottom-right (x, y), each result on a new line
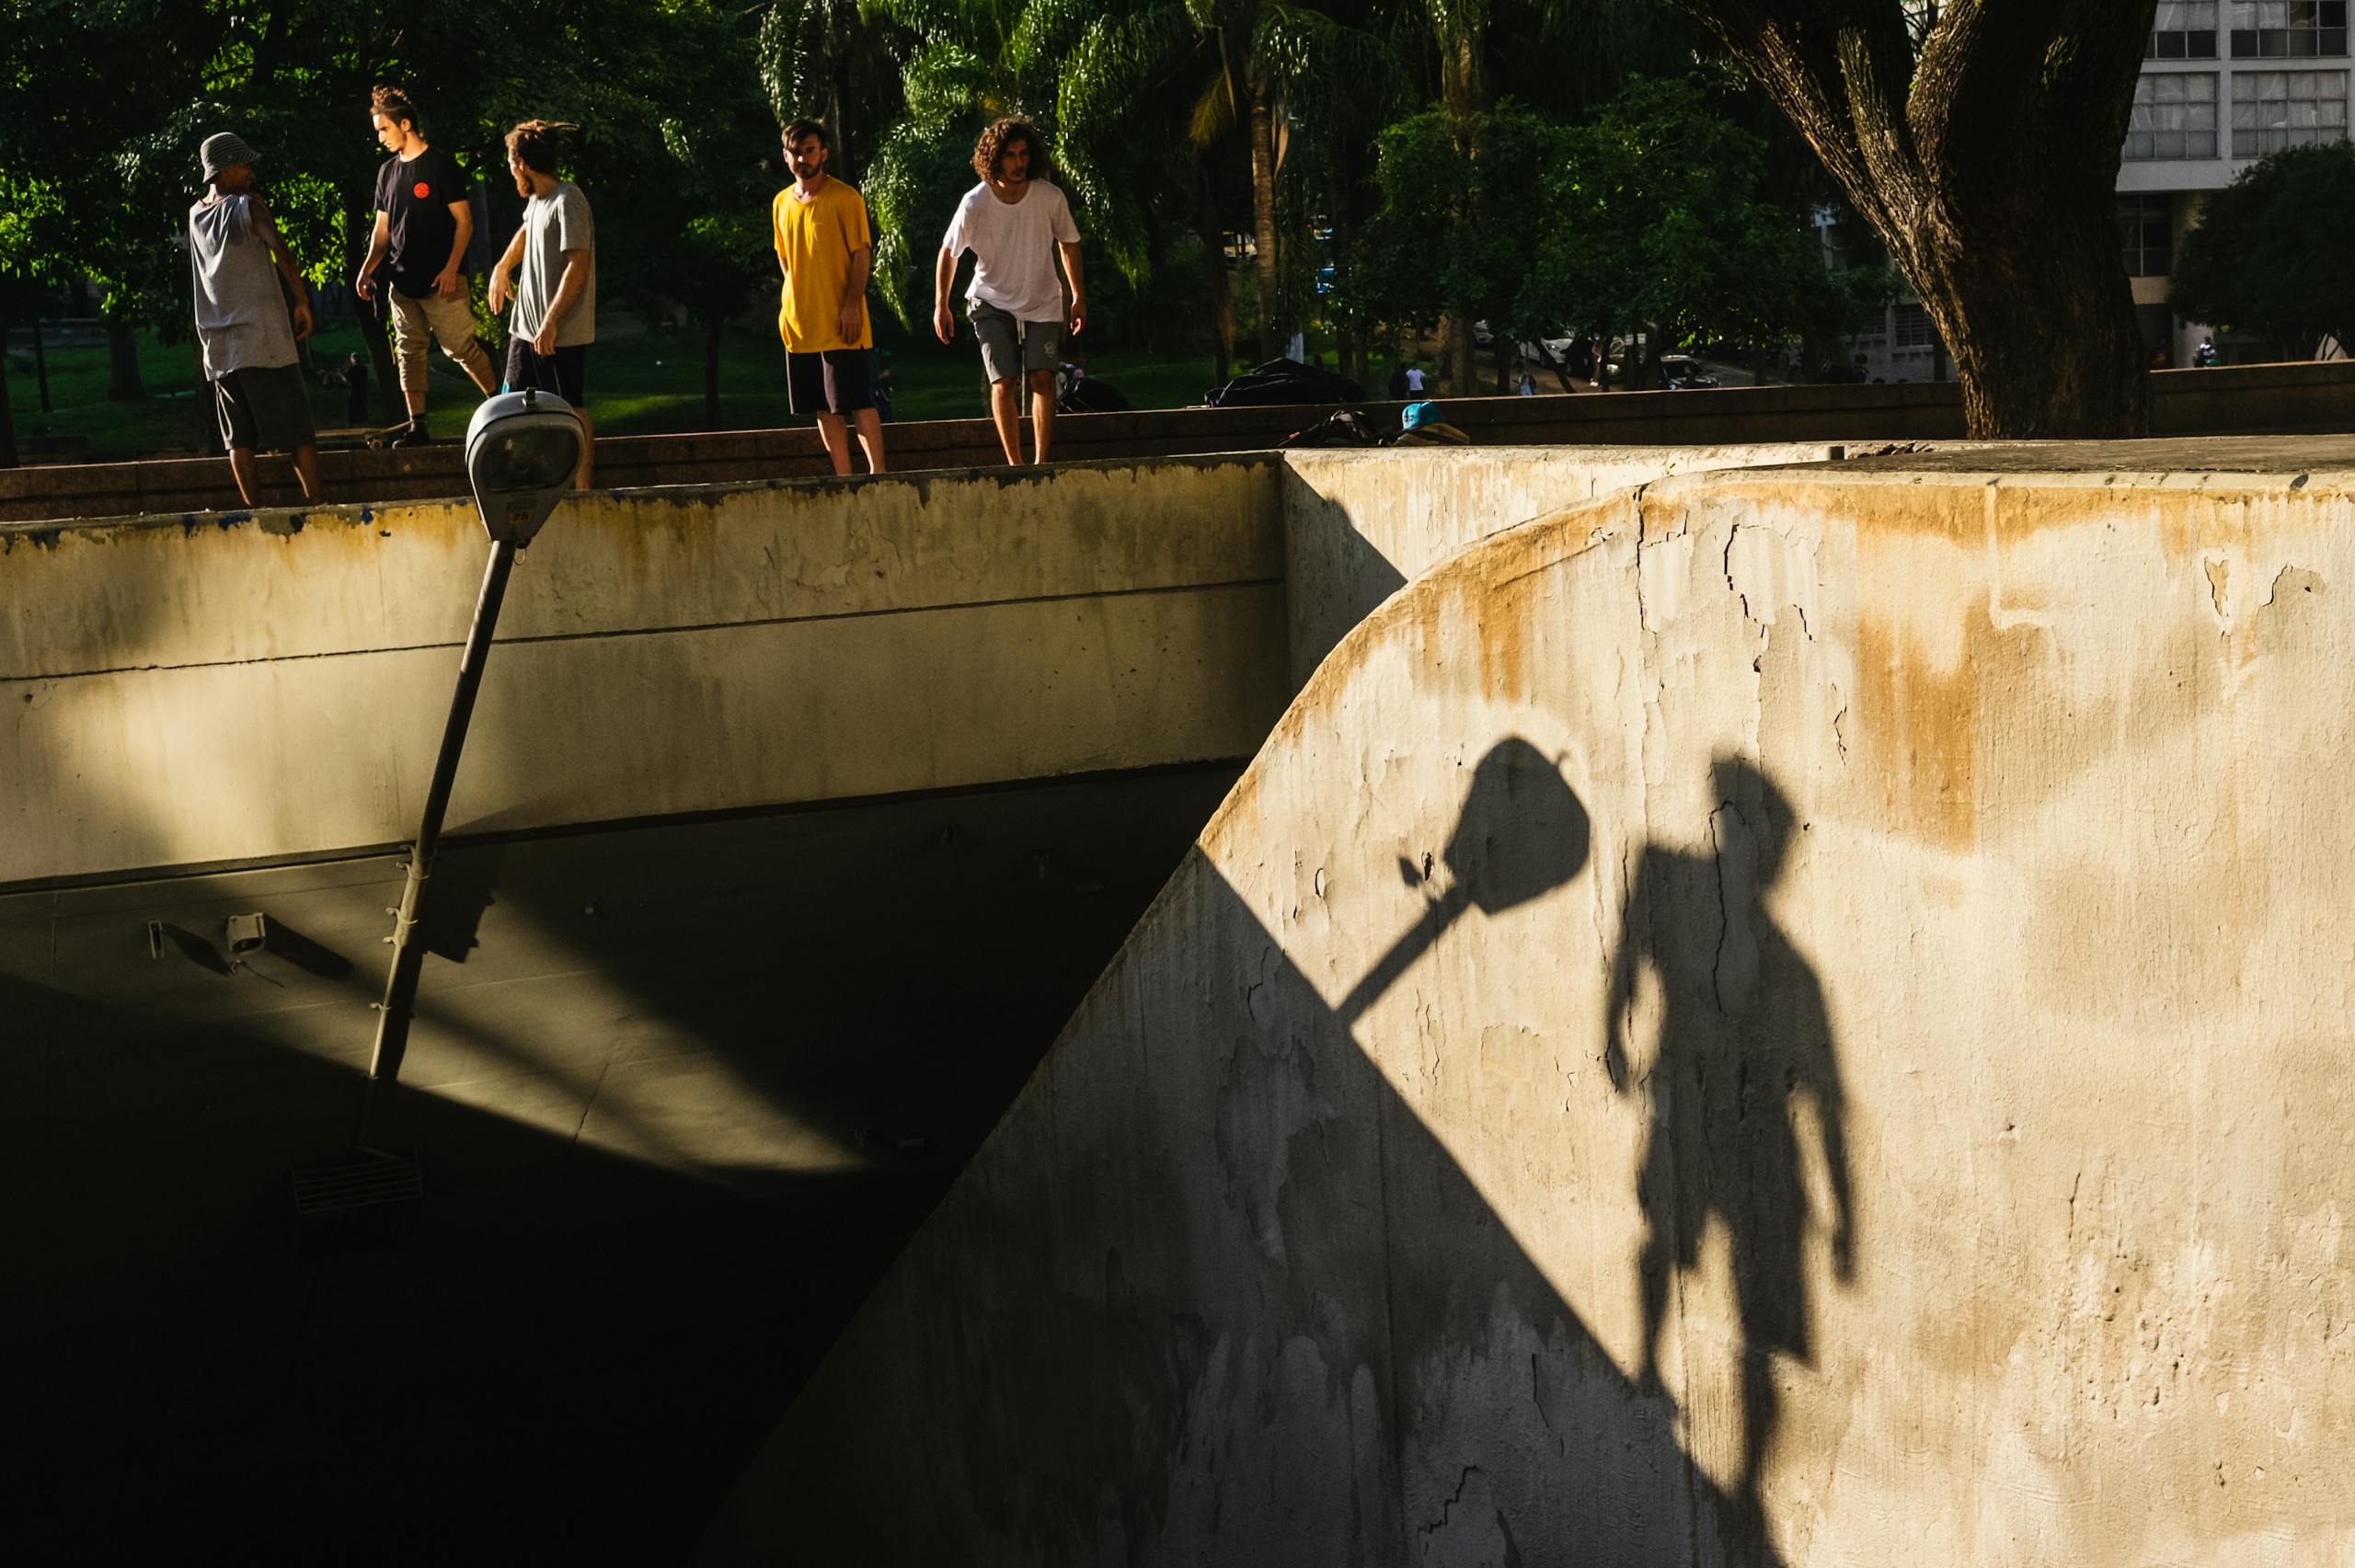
top-left (970, 299), bottom-right (1061, 385)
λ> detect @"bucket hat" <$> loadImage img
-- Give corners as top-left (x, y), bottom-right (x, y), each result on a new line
top-left (200, 132), bottom-right (260, 182)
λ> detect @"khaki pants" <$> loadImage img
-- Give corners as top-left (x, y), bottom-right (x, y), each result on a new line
top-left (387, 287), bottom-right (494, 405)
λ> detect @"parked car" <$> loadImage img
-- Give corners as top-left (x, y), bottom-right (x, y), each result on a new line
top-left (1518, 334), bottom-right (1575, 367)
top-left (1473, 321), bottom-right (1576, 366)
top-left (1659, 354), bottom-right (1719, 389)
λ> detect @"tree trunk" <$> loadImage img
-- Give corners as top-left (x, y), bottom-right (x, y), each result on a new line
top-left (1682, 0), bottom-right (2154, 437)
top-left (705, 319), bottom-right (724, 429)
top-left (1436, 18), bottom-right (1487, 120)
top-left (1247, 86), bottom-right (1283, 361)
top-left (1193, 166), bottom-right (1234, 383)
top-left (0, 298), bottom-right (17, 468)
top-left (348, 204), bottom-right (400, 425)
top-left (105, 319), bottom-right (144, 400)
top-left (31, 309), bottom-right (51, 411)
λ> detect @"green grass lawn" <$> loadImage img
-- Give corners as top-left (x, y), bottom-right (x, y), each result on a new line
top-left (5, 310), bottom-right (1227, 461)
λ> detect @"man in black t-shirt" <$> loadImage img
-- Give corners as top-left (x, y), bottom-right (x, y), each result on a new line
top-left (353, 85), bottom-right (497, 445)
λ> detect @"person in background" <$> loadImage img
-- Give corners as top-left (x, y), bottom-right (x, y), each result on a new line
top-left (353, 85), bottom-right (498, 445)
top-left (343, 351), bottom-right (371, 427)
top-left (772, 118), bottom-right (884, 475)
top-left (1404, 361), bottom-right (1426, 395)
top-left (488, 119), bottom-right (597, 488)
top-left (933, 117), bottom-right (1084, 466)
top-left (187, 132), bottom-right (321, 507)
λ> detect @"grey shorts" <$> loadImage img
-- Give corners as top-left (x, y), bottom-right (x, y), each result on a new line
top-left (214, 363), bottom-right (316, 452)
top-left (971, 299), bottom-right (1061, 383)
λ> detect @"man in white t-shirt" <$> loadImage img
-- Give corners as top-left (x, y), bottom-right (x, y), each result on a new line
top-left (933, 117), bottom-right (1086, 465)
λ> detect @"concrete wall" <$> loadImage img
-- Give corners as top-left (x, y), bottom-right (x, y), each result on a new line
top-left (704, 457), bottom-right (2355, 1564)
top-left (1278, 443), bottom-right (1846, 685)
top-left (0, 457), bottom-right (1290, 885)
top-left (3, 442), bottom-right (1870, 888)
top-left (12, 358), bottom-right (2355, 524)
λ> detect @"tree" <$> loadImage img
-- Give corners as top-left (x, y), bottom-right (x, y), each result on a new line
top-left (1673, 0), bottom-right (2160, 436)
top-left (861, 0), bottom-right (1392, 367)
top-left (1348, 86), bottom-right (1885, 393)
top-left (2169, 142), bottom-right (2355, 361)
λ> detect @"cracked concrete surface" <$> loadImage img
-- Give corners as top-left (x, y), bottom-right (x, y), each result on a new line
top-left (705, 446), bottom-right (2355, 1565)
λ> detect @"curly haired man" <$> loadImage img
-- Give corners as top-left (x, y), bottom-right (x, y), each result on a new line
top-left (933, 118), bottom-right (1085, 466)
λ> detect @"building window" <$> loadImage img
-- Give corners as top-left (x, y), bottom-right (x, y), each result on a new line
top-left (2230, 1), bottom-right (2348, 56)
top-left (2127, 72), bottom-right (2221, 157)
top-left (2232, 69), bottom-right (2350, 153)
top-left (2119, 195), bottom-right (2174, 275)
top-left (2151, 1), bottom-right (2222, 56)
top-left (1893, 303), bottom-right (1939, 351)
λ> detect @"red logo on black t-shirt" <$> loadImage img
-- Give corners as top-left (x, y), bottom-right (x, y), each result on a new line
top-left (413, 182), bottom-right (431, 200)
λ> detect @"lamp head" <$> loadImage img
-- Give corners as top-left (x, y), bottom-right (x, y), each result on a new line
top-left (464, 389), bottom-right (583, 546)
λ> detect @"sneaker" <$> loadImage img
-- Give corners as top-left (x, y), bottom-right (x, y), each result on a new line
top-left (392, 425), bottom-right (431, 448)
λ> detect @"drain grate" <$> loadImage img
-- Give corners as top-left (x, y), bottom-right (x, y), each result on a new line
top-left (291, 1147), bottom-right (422, 1243)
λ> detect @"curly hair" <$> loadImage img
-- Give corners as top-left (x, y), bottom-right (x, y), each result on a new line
top-left (370, 85), bottom-right (418, 130)
top-left (971, 117), bottom-right (1047, 182)
top-left (505, 119), bottom-right (580, 176)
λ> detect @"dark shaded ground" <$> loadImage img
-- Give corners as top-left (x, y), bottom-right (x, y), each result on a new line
top-left (2, 765), bottom-right (1235, 1564)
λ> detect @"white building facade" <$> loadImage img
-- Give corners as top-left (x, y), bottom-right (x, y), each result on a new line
top-left (1843, 5), bottom-right (2346, 379)
top-left (2121, 1), bottom-right (2349, 363)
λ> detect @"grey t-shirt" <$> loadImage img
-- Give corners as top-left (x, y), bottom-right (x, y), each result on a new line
top-left (512, 182), bottom-right (596, 348)
top-left (188, 194), bottom-right (297, 378)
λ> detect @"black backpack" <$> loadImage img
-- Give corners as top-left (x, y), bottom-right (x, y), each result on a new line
top-left (1206, 357), bottom-right (1367, 407)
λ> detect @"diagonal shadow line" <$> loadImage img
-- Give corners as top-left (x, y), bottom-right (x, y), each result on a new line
top-left (697, 742), bottom-right (1815, 1566)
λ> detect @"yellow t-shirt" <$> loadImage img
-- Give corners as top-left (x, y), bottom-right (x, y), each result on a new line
top-left (772, 178), bottom-right (873, 353)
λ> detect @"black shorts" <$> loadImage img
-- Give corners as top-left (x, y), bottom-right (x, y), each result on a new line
top-left (787, 349), bottom-right (873, 416)
top-left (505, 338), bottom-right (588, 406)
top-left (214, 364), bottom-right (316, 452)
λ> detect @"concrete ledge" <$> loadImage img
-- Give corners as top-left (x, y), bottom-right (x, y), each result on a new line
top-left (8, 359), bottom-right (2351, 525)
top-left (0, 455), bottom-right (1292, 885)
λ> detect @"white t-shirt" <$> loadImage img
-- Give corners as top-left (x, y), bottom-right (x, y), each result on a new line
top-left (942, 180), bottom-right (1080, 322)
top-left (1405, 368), bottom-right (1426, 392)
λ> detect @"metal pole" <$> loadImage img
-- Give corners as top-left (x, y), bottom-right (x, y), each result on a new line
top-left (364, 538), bottom-right (518, 1111)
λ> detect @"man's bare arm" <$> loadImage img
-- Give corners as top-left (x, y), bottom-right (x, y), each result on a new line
top-left (1058, 238), bottom-right (1085, 335)
top-left (839, 245), bottom-right (871, 343)
top-left (488, 226), bottom-right (527, 314)
top-left (933, 246), bottom-right (960, 344)
top-left (533, 249), bottom-right (592, 356)
top-left (438, 199), bottom-right (473, 299)
top-left (355, 210), bottom-right (390, 300)
top-left (249, 196), bottom-right (314, 338)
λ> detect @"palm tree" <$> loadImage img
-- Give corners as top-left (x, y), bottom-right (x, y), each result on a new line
top-left (860, 0), bottom-right (1393, 370)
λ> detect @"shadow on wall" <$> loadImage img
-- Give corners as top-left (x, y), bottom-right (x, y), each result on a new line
top-left (704, 741), bottom-right (1855, 1566)
top-left (1277, 463), bottom-right (1409, 688)
top-left (1604, 757), bottom-right (1855, 1563)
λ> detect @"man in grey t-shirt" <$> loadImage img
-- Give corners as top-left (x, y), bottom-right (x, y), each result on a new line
top-left (488, 119), bottom-right (596, 487)
top-left (187, 132), bottom-right (322, 506)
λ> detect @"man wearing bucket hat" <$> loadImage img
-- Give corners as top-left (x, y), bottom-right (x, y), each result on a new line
top-left (188, 132), bottom-right (323, 507)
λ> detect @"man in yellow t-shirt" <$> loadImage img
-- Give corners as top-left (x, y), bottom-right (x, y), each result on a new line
top-left (773, 118), bottom-right (884, 475)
